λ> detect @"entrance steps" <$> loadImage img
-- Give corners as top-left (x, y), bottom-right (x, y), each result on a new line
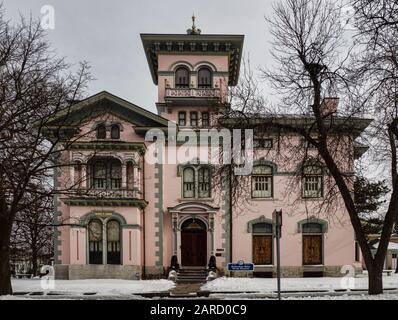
top-left (176, 267), bottom-right (208, 284)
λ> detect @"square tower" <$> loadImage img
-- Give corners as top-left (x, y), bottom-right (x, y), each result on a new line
top-left (141, 17), bottom-right (244, 127)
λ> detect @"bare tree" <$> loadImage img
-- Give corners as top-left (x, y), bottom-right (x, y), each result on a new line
top-left (0, 8), bottom-right (92, 295)
top-left (10, 191), bottom-right (53, 277)
top-left (259, 0), bottom-right (398, 294)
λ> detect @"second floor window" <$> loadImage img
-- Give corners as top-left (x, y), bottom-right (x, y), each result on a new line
top-left (198, 67), bottom-right (212, 88)
top-left (91, 158), bottom-right (122, 189)
top-left (251, 165), bottom-right (273, 198)
top-left (202, 112), bottom-right (209, 127)
top-left (302, 165), bottom-right (323, 198)
top-left (175, 67), bottom-right (189, 88)
top-left (183, 167), bottom-right (195, 198)
top-left (178, 112), bottom-right (186, 126)
top-left (182, 166), bottom-right (211, 198)
top-left (190, 112), bottom-right (198, 126)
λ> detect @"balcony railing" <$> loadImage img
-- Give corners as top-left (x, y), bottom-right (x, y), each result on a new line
top-left (70, 188), bottom-right (142, 199)
top-left (165, 88), bottom-right (221, 100)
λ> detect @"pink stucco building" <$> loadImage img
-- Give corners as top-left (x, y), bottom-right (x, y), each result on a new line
top-left (49, 20), bottom-right (370, 280)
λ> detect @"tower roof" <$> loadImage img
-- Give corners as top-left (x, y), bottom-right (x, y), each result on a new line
top-left (141, 24), bottom-right (244, 86)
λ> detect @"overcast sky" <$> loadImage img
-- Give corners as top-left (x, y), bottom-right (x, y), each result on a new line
top-left (3, 0), bottom-right (274, 113)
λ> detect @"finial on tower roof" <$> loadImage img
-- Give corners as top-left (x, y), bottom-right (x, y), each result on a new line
top-left (187, 14), bottom-right (201, 35)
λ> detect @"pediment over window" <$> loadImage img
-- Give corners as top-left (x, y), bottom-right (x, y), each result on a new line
top-left (168, 202), bottom-right (219, 214)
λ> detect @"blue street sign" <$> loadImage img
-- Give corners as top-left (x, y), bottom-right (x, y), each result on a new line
top-left (227, 261), bottom-right (254, 271)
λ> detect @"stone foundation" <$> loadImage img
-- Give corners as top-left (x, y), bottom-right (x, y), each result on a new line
top-left (54, 264), bottom-right (142, 280)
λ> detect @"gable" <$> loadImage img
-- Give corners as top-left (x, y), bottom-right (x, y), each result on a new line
top-left (46, 91), bottom-right (169, 128)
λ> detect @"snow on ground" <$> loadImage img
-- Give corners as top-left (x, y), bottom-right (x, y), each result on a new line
top-left (202, 274), bottom-right (398, 293)
top-left (10, 278), bottom-right (175, 296)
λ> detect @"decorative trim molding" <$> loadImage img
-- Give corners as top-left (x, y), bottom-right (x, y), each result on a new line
top-left (247, 215), bottom-right (273, 233)
top-left (297, 216), bottom-right (329, 233)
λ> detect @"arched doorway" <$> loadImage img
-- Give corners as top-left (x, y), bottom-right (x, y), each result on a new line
top-left (181, 218), bottom-right (207, 267)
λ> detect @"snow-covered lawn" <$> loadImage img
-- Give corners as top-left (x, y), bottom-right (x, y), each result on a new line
top-left (9, 278), bottom-right (175, 296)
top-left (202, 274), bottom-right (398, 293)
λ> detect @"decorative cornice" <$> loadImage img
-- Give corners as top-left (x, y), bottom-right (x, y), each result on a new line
top-left (141, 33), bottom-right (244, 86)
top-left (68, 142), bottom-right (147, 154)
top-left (62, 198), bottom-right (148, 208)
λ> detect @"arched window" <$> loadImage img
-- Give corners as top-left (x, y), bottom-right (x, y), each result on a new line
top-left (91, 158), bottom-right (122, 190)
top-left (198, 67), bottom-right (212, 88)
top-left (198, 167), bottom-right (210, 198)
top-left (175, 67), bottom-right (189, 88)
top-left (110, 124), bottom-right (120, 139)
top-left (252, 222), bottom-right (273, 265)
top-left (302, 165), bottom-right (323, 198)
top-left (93, 161), bottom-right (106, 189)
top-left (96, 124), bottom-right (106, 139)
top-left (107, 220), bottom-right (121, 265)
top-left (302, 222), bottom-right (323, 265)
top-left (110, 160), bottom-right (122, 189)
top-left (88, 220), bottom-right (103, 264)
top-left (183, 167), bottom-right (195, 198)
top-left (251, 165), bottom-right (273, 198)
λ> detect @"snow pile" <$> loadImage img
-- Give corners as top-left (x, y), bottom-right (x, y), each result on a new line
top-left (11, 279), bottom-right (175, 296)
top-left (202, 274), bottom-right (398, 293)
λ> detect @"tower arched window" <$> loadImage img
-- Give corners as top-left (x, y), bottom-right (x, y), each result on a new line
top-left (175, 67), bottom-right (190, 88)
top-left (110, 124), bottom-right (120, 139)
top-left (198, 67), bottom-right (212, 88)
top-left (96, 124), bottom-right (106, 139)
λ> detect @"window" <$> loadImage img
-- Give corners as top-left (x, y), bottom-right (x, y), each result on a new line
top-left (302, 166), bottom-right (323, 198)
top-left (96, 124), bottom-right (106, 139)
top-left (183, 167), bottom-right (195, 198)
top-left (110, 160), bottom-right (122, 189)
top-left (202, 112), bottom-right (209, 127)
top-left (107, 220), bottom-right (121, 265)
top-left (182, 165), bottom-right (211, 198)
top-left (110, 125), bottom-right (120, 139)
top-left (253, 138), bottom-right (273, 149)
top-left (198, 67), bottom-right (212, 88)
top-left (251, 165), bottom-right (273, 198)
top-left (93, 161), bottom-right (106, 189)
top-left (198, 167), bottom-right (210, 198)
top-left (252, 222), bottom-right (273, 265)
top-left (302, 222), bottom-right (323, 265)
top-left (178, 112), bottom-right (186, 126)
top-left (175, 67), bottom-right (189, 88)
top-left (190, 112), bottom-right (198, 127)
top-left (88, 220), bottom-right (103, 264)
top-left (91, 158), bottom-right (122, 190)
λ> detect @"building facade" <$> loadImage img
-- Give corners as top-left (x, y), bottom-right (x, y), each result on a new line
top-left (49, 21), bottom-right (370, 280)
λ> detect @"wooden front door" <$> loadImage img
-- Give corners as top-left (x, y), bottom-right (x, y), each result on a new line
top-left (253, 235), bottom-right (273, 265)
top-left (303, 235), bottom-right (323, 265)
top-left (181, 230), bottom-right (207, 266)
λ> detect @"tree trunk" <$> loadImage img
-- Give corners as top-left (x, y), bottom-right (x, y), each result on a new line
top-left (368, 264), bottom-right (383, 295)
top-left (31, 251), bottom-right (38, 277)
top-left (0, 217), bottom-right (12, 295)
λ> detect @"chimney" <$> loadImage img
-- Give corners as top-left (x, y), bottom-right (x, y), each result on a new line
top-left (320, 97), bottom-right (339, 116)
